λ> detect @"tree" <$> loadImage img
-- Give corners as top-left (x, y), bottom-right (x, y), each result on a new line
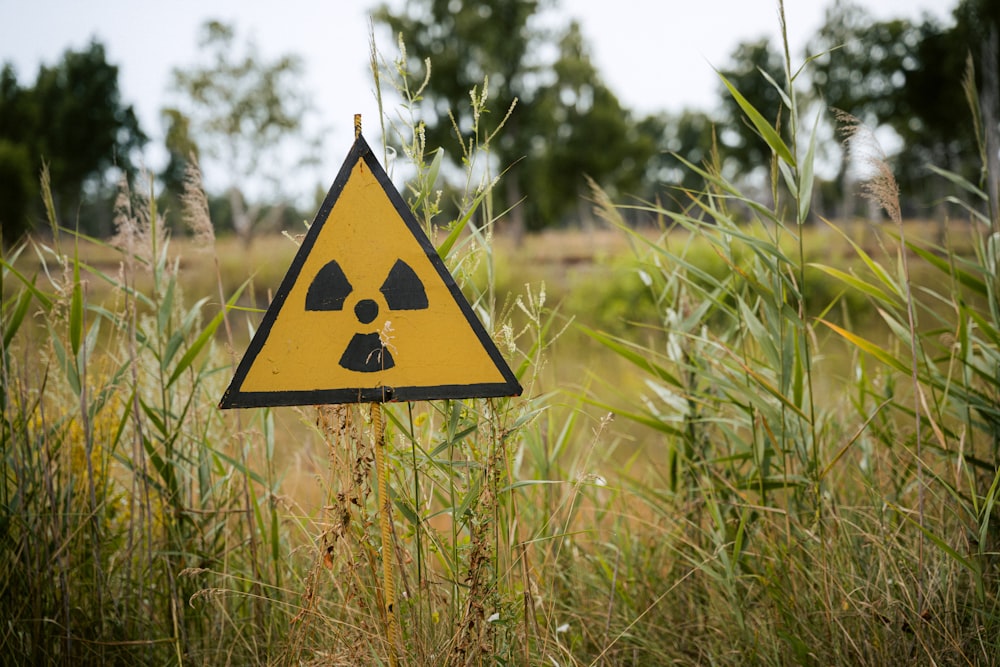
top-left (34, 42), bottom-right (146, 233)
top-left (521, 21), bottom-right (656, 228)
top-left (634, 109), bottom-right (717, 208)
top-left (716, 38), bottom-right (789, 185)
top-left (909, 0), bottom-right (1000, 214)
top-left (891, 16), bottom-right (978, 216)
top-left (809, 2), bottom-right (918, 217)
top-left (168, 20), bottom-right (314, 244)
top-left (375, 1), bottom-right (654, 231)
top-left (159, 107), bottom-right (200, 202)
top-left (0, 43), bottom-right (146, 240)
top-left (0, 139), bottom-right (35, 246)
top-left (0, 65), bottom-right (36, 245)
top-left (953, 0), bottom-right (1000, 219)
top-left (810, 2), bottom-right (914, 128)
top-left (375, 0), bottom-right (544, 233)
top-left (809, 0), bottom-right (1000, 219)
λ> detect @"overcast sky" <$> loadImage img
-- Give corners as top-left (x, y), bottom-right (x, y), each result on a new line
top-left (1, 0), bottom-right (958, 196)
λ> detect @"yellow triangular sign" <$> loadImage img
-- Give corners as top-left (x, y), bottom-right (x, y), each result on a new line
top-left (219, 134), bottom-right (522, 407)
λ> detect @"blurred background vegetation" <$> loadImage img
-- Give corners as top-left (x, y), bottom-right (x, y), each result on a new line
top-left (2, 0), bottom-right (1000, 246)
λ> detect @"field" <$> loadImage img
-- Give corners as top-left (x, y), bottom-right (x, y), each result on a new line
top-left (3, 63), bottom-right (1000, 664)
top-left (3, 197), bottom-right (999, 665)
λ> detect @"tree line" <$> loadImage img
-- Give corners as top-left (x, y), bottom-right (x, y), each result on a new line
top-left (1, 0), bottom-right (997, 245)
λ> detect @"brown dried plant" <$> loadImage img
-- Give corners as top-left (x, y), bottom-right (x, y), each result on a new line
top-left (181, 154), bottom-right (216, 249)
top-left (109, 173), bottom-right (165, 271)
top-left (834, 109), bottom-right (902, 225)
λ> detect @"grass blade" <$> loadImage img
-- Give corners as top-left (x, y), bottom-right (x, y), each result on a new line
top-left (819, 319), bottom-right (912, 375)
top-left (167, 282), bottom-right (247, 388)
top-left (718, 72), bottom-right (795, 167)
top-left (3, 283), bottom-right (35, 350)
top-left (70, 256), bottom-right (83, 357)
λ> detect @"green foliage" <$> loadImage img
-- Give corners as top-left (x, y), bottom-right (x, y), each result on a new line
top-left (373, 0), bottom-right (538, 153)
top-left (374, 1), bottom-right (656, 231)
top-left (159, 107), bottom-right (200, 204)
top-left (716, 38), bottom-right (791, 179)
top-left (0, 139), bottom-right (36, 245)
top-left (810, 2), bottom-right (915, 128)
top-left (634, 109), bottom-right (717, 205)
top-left (0, 44), bottom-right (146, 237)
top-left (807, 0), bottom-right (1000, 217)
top-left (580, 6), bottom-right (1000, 662)
top-left (167, 20), bottom-right (316, 242)
top-left (32, 42), bottom-right (147, 215)
top-left (809, 2), bottom-right (921, 216)
top-left (521, 21), bottom-right (656, 229)
top-left (0, 175), bottom-right (276, 663)
top-left (561, 258), bottom-right (661, 336)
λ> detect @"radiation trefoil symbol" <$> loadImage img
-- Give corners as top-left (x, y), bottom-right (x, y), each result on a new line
top-left (306, 258), bottom-right (428, 372)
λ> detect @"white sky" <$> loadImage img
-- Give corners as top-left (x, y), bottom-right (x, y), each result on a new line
top-left (0, 0), bottom-right (957, 198)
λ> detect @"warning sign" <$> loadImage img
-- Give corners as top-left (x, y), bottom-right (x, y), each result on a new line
top-left (219, 134), bottom-right (523, 407)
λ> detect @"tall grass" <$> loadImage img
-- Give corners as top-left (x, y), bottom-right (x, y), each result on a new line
top-left (3, 12), bottom-right (1000, 666)
top-left (577, 4), bottom-right (1000, 663)
top-left (0, 165), bottom-right (290, 663)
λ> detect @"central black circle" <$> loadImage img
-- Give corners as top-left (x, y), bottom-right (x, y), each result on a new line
top-left (354, 299), bottom-right (379, 324)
